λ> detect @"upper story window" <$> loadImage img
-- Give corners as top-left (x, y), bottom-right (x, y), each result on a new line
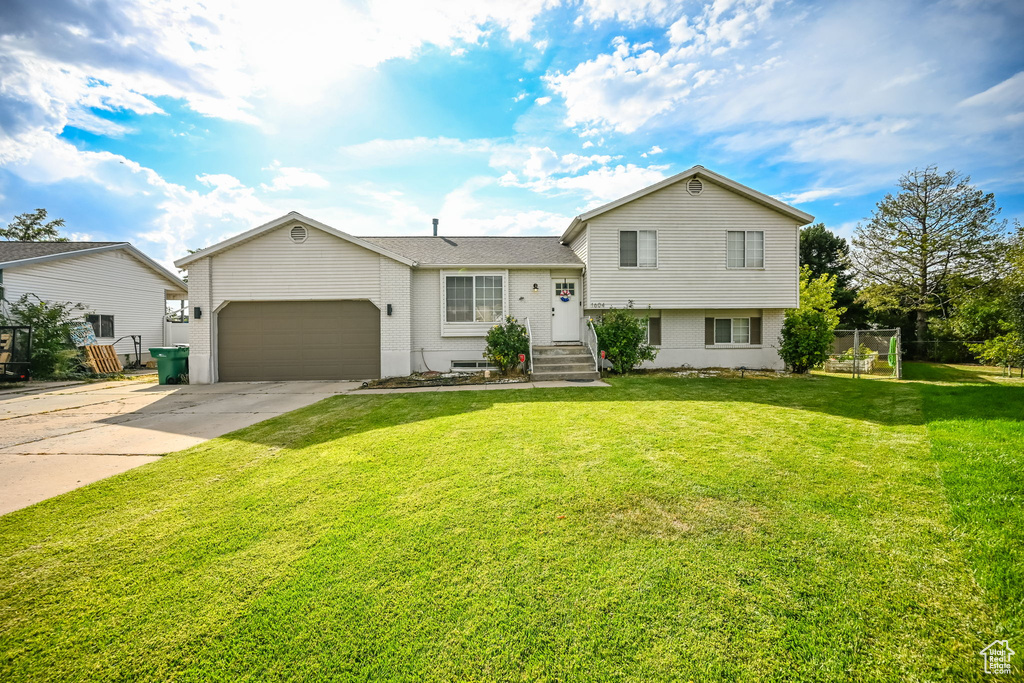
top-left (445, 275), bottom-right (503, 323)
top-left (727, 230), bottom-right (764, 268)
top-left (620, 230), bottom-right (657, 268)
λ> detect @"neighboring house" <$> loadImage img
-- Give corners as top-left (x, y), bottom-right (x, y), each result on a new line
top-left (175, 165), bottom-right (812, 384)
top-left (0, 242), bottom-right (188, 361)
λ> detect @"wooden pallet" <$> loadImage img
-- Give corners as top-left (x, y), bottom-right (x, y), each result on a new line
top-left (84, 345), bottom-right (123, 374)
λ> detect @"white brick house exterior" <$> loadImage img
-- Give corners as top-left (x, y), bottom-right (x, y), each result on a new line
top-left (174, 166), bottom-right (812, 383)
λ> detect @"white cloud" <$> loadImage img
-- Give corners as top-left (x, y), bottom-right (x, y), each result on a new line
top-left (641, 145), bottom-right (664, 157)
top-left (535, 96), bottom-right (552, 106)
top-left (261, 161), bottom-right (330, 192)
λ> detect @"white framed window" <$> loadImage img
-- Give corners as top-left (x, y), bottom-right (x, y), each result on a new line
top-left (86, 314), bottom-right (115, 338)
top-left (619, 230), bottom-right (657, 268)
top-left (646, 315), bottom-right (662, 346)
top-left (445, 275), bottom-right (504, 323)
top-left (726, 230), bottom-right (764, 268)
top-left (714, 317), bottom-right (750, 344)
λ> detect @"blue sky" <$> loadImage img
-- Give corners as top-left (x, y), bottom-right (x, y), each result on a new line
top-left (1, 0), bottom-right (1022, 268)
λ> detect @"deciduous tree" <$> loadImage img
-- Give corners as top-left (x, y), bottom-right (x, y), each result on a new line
top-left (1, 209), bottom-right (69, 242)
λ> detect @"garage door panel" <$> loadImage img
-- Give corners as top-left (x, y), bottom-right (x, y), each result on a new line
top-left (217, 300), bottom-right (380, 381)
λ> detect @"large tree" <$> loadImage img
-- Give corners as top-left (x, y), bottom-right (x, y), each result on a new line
top-left (800, 223), bottom-right (851, 287)
top-left (1, 209), bottom-right (69, 242)
top-left (799, 223), bottom-right (867, 327)
top-left (852, 166), bottom-right (1005, 341)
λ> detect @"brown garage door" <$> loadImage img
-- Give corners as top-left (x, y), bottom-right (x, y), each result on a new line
top-left (217, 300), bottom-right (380, 381)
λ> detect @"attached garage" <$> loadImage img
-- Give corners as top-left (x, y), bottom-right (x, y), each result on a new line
top-left (217, 300), bottom-right (380, 381)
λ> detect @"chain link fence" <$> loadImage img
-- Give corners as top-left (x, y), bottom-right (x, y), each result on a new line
top-left (823, 329), bottom-right (902, 379)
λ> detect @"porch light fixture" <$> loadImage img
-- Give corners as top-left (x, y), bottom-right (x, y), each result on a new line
top-left (193, 306), bottom-right (202, 319)
top-left (387, 304), bottom-right (393, 316)
top-left (532, 283), bottom-right (538, 292)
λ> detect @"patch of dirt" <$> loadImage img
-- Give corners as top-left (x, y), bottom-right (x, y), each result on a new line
top-left (605, 496), bottom-right (765, 540)
top-left (361, 371), bottom-right (530, 390)
top-left (626, 366), bottom-right (792, 379)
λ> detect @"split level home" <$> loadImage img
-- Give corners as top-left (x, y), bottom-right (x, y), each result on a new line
top-left (175, 165), bottom-right (813, 384)
top-left (0, 241), bottom-right (187, 362)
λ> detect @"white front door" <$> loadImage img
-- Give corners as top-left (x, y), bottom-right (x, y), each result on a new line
top-left (551, 279), bottom-right (580, 342)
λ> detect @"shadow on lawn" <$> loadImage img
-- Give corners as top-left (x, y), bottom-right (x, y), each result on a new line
top-left (218, 368), bottom-right (1024, 453)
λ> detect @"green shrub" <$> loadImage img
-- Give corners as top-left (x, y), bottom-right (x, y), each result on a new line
top-left (779, 308), bottom-right (833, 373)
top-left (484, 316), bottom-right (529, 375)
top-left (592, 307), bottom-right (657, 374)
top-left (0, 294), bottom-right (86, 379)
top-left (970, 333), bottom-right (1024, 370)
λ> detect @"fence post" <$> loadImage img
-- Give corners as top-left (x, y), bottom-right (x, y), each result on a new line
top-left (896, 328), bottom-right (902, 379)
top-left (853, 329), bottom-right (859, 379)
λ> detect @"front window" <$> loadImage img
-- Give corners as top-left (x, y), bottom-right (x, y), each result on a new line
top-left (715, 317), bottom-right (750, 344)
top-left (445, 275), bottom-right (503, 323)
top-left (620, 230), bottom-right (657, 267)
top-left (86, 314), bottom-right (115, 338)
top-left (727, 230), bottom-right (764, 268)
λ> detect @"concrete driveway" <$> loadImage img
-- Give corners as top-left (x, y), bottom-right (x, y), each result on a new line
top-left (0, 379), bottom-right (358, 515)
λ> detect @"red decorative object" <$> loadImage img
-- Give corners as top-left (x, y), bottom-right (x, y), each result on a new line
top-left (600, 350), bottom-right (606, 359)
top-left (518, 353), bottom-right (526, 363)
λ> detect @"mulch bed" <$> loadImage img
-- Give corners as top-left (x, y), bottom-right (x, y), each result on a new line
top-left (361, 371), bottom-right (530, 390)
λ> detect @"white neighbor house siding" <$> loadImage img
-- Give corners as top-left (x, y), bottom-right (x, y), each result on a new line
top-left (582, 177), bottom-right (800, 309)
top-left (410, 268), bottom-right (566, 372)
top-left (186, 223), bottom-right (412, 383)
top-left (2, 249), bottom-right (177, 360)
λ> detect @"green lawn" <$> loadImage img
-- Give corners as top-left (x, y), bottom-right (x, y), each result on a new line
top-left (1, 364), bottom-right (1020, 681)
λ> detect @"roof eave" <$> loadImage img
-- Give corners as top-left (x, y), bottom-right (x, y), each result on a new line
top-left (173, 212), bottom-right (418, 268)
top-left (420, 263), bottom-right (585, 269)
top-left (0, 243), bottom-right (129, 271)
top-left (1, 243), bottom-right (186, 292)
top-left (558, 165), bottom-right (814, 234)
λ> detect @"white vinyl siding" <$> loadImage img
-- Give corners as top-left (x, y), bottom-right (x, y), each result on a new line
top-left (582, 178), bottom-right (800, 308)
top-left (211, 224), bottom-right (381, 304)
top-left (1, 249), bottom-right (182, 359)
top-left (727, 230), bottom-right (764, 268)
top-left (619, 230), bottom-right (657, 268)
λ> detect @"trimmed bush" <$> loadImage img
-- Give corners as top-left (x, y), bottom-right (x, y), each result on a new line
top-left (484, 316), bottom-right (529, 375)
top-left (592, 308), bottom-right (657, 374)
top-left (779, 308), bottom-right (833, 373)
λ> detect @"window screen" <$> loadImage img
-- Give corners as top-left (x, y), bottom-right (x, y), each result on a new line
top-left (474, 275), bottom-right (503, 322)
top-left (619, 230), bottom-right (656, 267)
top-left (445, 276), bottom-right (473, 322)
top-left (727, 230), bottom-right (764, 267)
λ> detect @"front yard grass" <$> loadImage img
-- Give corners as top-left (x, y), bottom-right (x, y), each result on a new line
top-left (1, 364), bottom-right (1020, 681)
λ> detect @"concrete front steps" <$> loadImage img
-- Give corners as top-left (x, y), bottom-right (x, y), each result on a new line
top-left (531, 345), bottom-right (601, 381)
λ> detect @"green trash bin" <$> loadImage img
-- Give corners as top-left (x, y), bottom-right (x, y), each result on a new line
top-left (149, 346), bottom-right (190, 385)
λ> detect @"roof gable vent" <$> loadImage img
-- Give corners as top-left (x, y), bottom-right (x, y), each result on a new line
top-left (289, 225), bottom-right (308, 243)
top-left (687, 178), bottom-right (704, 196)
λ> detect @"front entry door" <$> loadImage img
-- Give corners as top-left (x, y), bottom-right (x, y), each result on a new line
top-left (552, 279), bottom-right (580, 342)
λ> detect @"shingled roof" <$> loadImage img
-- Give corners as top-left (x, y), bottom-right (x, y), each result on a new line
top-left (360, 236), bottom-right (583, 267)
top-left (0, 241), bottom-right (127, 264)
top-left (0, 241), bottom-right (185, 289)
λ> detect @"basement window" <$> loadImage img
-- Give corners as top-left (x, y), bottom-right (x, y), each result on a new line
top-left (451, 360), bottom-right (496, 371)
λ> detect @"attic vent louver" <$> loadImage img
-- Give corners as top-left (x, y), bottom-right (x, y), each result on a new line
top-left (289, 225), bottom-right (308, 243)
top-left (687, 178), bottom-right (704, 195)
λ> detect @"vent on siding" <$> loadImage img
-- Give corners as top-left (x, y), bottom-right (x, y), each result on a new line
top-left (687, 178), bottom-right (704, 195)
top-left (289, 225), bottom-right (308, 243)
